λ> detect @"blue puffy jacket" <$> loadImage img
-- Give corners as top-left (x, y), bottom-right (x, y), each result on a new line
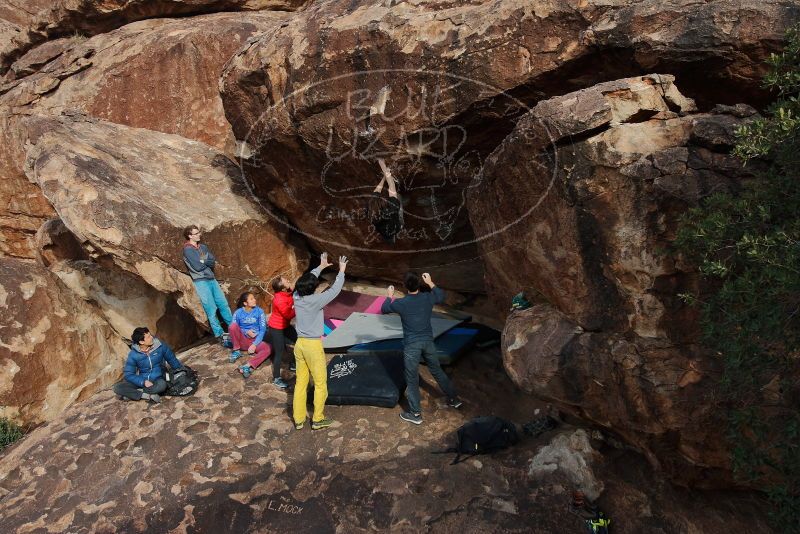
top-left (123, 338), bottom-right (183, 387)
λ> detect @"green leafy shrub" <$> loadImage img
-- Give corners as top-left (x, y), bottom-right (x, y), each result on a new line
top-left (675, 24), bottom-right (800, 532)
top-left (0, 418), bottom-right (24, 451)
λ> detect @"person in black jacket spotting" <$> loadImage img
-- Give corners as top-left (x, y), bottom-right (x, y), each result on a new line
top-left (381, 271), bottom-right (462, 425)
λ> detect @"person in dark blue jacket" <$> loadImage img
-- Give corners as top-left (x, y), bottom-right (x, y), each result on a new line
top-left (113, 327), bottom-right (184, 403)
top-left (381, 271), bottom-right (461, 425)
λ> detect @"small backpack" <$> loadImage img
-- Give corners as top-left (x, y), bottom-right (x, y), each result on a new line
top-left (441, 416), bottom-right (520, 464)
top-left (164, 365), bottom-right (199, 397)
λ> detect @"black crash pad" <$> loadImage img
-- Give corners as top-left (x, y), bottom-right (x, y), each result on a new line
top-left (324, 354), bottom-right (406, 408)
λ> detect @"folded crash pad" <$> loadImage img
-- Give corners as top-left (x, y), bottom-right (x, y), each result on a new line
top-left (347, 327), bottom-right (480, 365)
top-left (322, 312), bottom-right (463, 350)
top-left (324, 353), bottom-right (405, 407)
top-left (324, 290), bottom-right (380, 321)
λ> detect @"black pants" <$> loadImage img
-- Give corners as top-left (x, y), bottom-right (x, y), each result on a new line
top-left (113, 378), bottom-right (167, 401)
top-left (403, 340), bottom-right (456, 415)
top-left (265, 325), bottom-right (297, 378)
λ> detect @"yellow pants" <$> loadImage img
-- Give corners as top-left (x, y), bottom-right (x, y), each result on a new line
top-left (292, 338), bottom-right (327, 424)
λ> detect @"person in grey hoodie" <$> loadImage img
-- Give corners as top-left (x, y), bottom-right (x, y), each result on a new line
top-left (292, 252), bottom-right (348, 431)
top-left (182, 225), bottom-right (233, 340)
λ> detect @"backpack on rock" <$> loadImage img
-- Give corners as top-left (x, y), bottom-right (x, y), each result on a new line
top-left (164, 365), bottom-right (199, 397)
top-left (440, 416), bottom-right (519, 464)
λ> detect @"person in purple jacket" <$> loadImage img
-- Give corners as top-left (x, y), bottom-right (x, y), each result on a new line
top-left (229, 291), bottom-right (271, 379)
top-left (381, 271), bottom-right (462, 425)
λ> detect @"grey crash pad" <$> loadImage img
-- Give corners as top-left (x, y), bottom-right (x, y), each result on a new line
top-left (322, 312), bottom-right (462, 350)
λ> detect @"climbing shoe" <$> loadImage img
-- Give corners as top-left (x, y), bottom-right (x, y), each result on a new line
top-left (238, 365), bottom-right (252, 379)
top-left (273, 377), bottom-right (289, 389)
top-left (399, 412), bottom-right (422, 425)
top-left (447, 397), bottom-right (463, 409)
top-left (229, 350), bottom-right (242, 363)
top-left (311, 418), bottom-right (334, 430)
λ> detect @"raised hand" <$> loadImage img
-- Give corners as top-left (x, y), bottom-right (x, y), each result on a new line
top-left (422, 272), bottom-right (434, 287)
top-left (339, 255), bottom-right (349, 272)
top-left (387, 285), bottom-right (395, 298)
top-left (319, 252), bottom-right (332, 270)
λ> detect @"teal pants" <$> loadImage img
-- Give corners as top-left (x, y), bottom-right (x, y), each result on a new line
top-left (193, 279), bottom-right (232, 337)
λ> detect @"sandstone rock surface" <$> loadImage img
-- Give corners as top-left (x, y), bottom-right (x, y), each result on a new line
top-left (0, 12), bottom-right (290, 258)
top-left (0, 344), bottom-right (773, 533)
top-left (0, 0), bottom-right (308, 73)
top-left (476, 76), bottom-right (756, 486)
top-left (220, 0), bottom-right (794, 289)
top-left (23, 113), bottom-right (301, 329)
top-left (0, 257), bottom-right (128, 424)
top-left (469, 74), bottom-right (754, 331)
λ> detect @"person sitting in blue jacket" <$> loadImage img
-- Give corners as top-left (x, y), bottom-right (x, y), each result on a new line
top-left (229, 291), bottom-right (273, 381)
top-left (113, 327), bottom-right (184, 403)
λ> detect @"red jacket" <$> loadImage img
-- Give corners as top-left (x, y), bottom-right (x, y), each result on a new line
top-left (269, 291), bottom-right (295, 329)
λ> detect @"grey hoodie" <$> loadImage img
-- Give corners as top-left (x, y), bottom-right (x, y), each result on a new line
top-left (293, 265), bottom-right (345, 338)
top-left (183, 242), bottom-right (216, 281)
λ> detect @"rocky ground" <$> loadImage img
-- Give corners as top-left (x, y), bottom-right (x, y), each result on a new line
top-left (0, 342), bottom-right (770, 533)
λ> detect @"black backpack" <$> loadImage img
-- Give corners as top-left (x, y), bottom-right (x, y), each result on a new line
top-left (164, 365), bottom-right (199, 397)
top-left (441, 416), bottom-right (520, 464)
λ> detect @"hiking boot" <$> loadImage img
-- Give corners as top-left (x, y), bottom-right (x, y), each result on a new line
top-left (294, 420), bottom-right (304, 430)
top-left (311, 418), bottom-right (334, 430)
top-left (447, 397), bottom-right (463, 409)
top-left (399, 412), bottom-right (422, 425)
top-left (273, 377), bottom-right (289, 389)
top-left (147, 393), bottom-right (162, 404)
top-left (229, 350), bottom-right (242, 363)
top-left (238, 365), bottom-right (252, 379)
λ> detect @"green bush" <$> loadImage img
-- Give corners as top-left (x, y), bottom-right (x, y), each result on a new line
top-left (0, 418), bottom-right (24, 451)
top-left (675, 24), bottom-right (800, 532)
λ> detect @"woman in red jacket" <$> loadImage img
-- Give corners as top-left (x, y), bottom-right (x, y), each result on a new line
top-left (266, 276), bottom-right (298, 389)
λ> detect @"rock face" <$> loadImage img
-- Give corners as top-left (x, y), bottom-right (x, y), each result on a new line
top-left (0, 343), bottom-right (773, 534)
top-left (23, 113), bottom-right (301, 328)
top-left (0, 258), bottom-right (129, 423)
top-left (0, 0), bottom-right (308, 73)
top-left (478, 76), bottom-right (758, 487)
top-left (0, 12), bottom-right (290, 259)
top-left (220, 0), bottom-right (794, 289)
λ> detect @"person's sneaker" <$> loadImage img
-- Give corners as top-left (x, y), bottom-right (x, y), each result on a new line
top-left (273, 377), bottom-right (289, 389)
top-left (118, 395), bottom-right (130, 402)
top-left (399, 412), bottom-right (422, 425)
top-left (148, 394), bottom-right (162, 404)
top-left (294, 420), bottom-right (304, 430)
top-left (238, 365), bottom-right (252, 379)
top-left (311, 418), bottom-right (334, 430)
top-left (220, 333), bottom-right (232, 348)
top-left (447, 397), bottom-right (463, 409)
top-left (229, 350), bottom-right (242, 363)
top-left (289, 363), bottom-right (296, 372)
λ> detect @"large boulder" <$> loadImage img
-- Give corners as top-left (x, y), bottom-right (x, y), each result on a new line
top-left (476, 76), bottom-right (759, 486)
top-left (37, 218), bottom-right (202, 350)
top-left (469, 74), bottom-right (754, 331)
top-left (0, 258), bottom-right (129, 424)
top-left (0, 12), bottom-right (290, 259)
top-left (220, 0), bottom-right (795, 290)
top-left (504, 305), bottom-right (729, 487)
top-left (23, 112), bottom-right (301, 330)
top-left (0, 0), bottom-right (309, 74)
